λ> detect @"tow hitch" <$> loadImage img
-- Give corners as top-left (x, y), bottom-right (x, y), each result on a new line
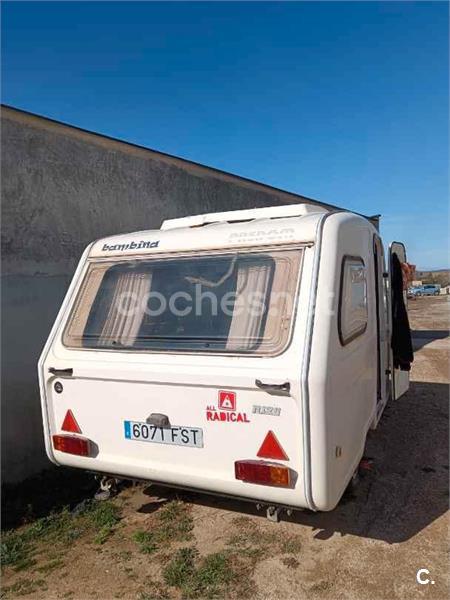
top-left (94, 476), bottom-right (120, 501)
top-left (256, 503), bottom-right (294, 522)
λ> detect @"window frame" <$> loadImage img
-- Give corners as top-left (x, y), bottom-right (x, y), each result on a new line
top-left (61, 244), bottom-right (305, 358)
top-left (338, 254), bottom-right (368, 346)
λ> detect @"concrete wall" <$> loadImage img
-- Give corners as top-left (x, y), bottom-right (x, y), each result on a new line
top-left (1, 106), bottom-right (323, 483)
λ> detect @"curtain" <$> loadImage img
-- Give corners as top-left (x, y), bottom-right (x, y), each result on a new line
top-left (65, 266), bottom-right (106, 348)
top-left (261, 256), bottom-right (294, 349)
top-left (99, 272), bottom-right (152, 347)
top-left (226, 262), bottom-right (272, 351)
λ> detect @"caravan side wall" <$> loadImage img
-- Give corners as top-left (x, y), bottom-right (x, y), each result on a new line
top-left (308, 213), bottom-right (379, 510)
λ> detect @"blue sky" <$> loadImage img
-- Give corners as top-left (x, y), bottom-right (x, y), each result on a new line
top-left (2, 1), bottom-right (448, 268)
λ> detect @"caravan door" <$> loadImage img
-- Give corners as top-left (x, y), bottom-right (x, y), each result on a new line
top-left (389, 241), bottom-right (411, 399)
top-left (373, 236), bottom-right (390, 419)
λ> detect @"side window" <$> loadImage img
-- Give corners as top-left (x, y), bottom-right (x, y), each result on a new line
top-left (338, 256), bottom-right (368, 345)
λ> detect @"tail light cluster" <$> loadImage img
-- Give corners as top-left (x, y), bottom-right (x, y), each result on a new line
top-left (53, 409), bottom-right (94, 457)
top-left (235, 460), bottom-right (292, 487)
top-left (235, 430), bottom-right (294, 488)
top-left (52, 434), bottom-right (92, 456)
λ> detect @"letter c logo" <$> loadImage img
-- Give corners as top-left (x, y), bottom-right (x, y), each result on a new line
top-left (417, 569), bottom-right (434, 585)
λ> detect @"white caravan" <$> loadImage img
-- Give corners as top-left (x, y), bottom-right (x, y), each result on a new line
top-left (38, 203), bottom-right (412, 518)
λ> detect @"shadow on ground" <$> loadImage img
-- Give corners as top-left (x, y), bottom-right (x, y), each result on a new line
top-left (139, 381), bottom-right (449, 545)
top-left (1, 468), bottom-right (97, 530)
top-left (411, 329), bottom-right (449, 350)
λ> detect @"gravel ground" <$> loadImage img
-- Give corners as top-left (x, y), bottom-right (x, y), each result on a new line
top-left (2, 297), bottom-right (449, 600)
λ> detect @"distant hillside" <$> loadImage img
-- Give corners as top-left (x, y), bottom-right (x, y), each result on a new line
top-left (416, 269), bottom-right (450, 286)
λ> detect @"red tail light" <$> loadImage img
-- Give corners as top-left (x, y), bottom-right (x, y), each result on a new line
top-left (235, 460), bottom-right (292, 487)
top-left (61, 410), bottom-right (82, 434)
top-left (257, 431), bottom-right (288, 460)
top-left (52, 434), bottom-right (91, 456)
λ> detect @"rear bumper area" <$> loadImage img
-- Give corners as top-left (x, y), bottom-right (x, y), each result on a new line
top-left (51, 453), bottom-right (309, 509)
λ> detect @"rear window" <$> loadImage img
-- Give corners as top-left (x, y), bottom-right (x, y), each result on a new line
top-left (63, 248), bottom-right (303, 356)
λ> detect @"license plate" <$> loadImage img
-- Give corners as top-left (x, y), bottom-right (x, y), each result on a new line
top-left (124, 420), bottom-right (203, 448)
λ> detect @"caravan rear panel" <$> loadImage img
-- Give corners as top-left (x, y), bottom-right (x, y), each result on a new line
top-left (39, 227), bottom-right (318, 509)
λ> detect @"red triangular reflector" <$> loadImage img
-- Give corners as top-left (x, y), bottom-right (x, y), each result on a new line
top-left (257, 431), bottom-right (288, 461)
top-left (61, 410), bottom-right (82, 434)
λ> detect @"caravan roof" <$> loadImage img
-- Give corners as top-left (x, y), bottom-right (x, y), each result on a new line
top-left (89, 203), bottom-right (337, 258)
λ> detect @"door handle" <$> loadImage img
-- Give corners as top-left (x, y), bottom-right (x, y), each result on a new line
top-left (49, 367), bottom-right (73, 377)
top-left (255, 379), bottom-right (290, 395)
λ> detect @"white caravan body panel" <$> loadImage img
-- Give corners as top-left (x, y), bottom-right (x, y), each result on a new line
top-left (39, 204), bottom-right (401, 511)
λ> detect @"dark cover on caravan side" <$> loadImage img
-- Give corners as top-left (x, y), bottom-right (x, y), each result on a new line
top-left (391, 253), bottom-right (414, 371)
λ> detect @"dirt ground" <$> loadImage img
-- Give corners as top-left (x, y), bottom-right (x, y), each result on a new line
top-left (2, 297), bottom-right (449, 600)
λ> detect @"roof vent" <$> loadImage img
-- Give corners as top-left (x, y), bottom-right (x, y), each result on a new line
top-left (160, 203), bottom-right (328, 231)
